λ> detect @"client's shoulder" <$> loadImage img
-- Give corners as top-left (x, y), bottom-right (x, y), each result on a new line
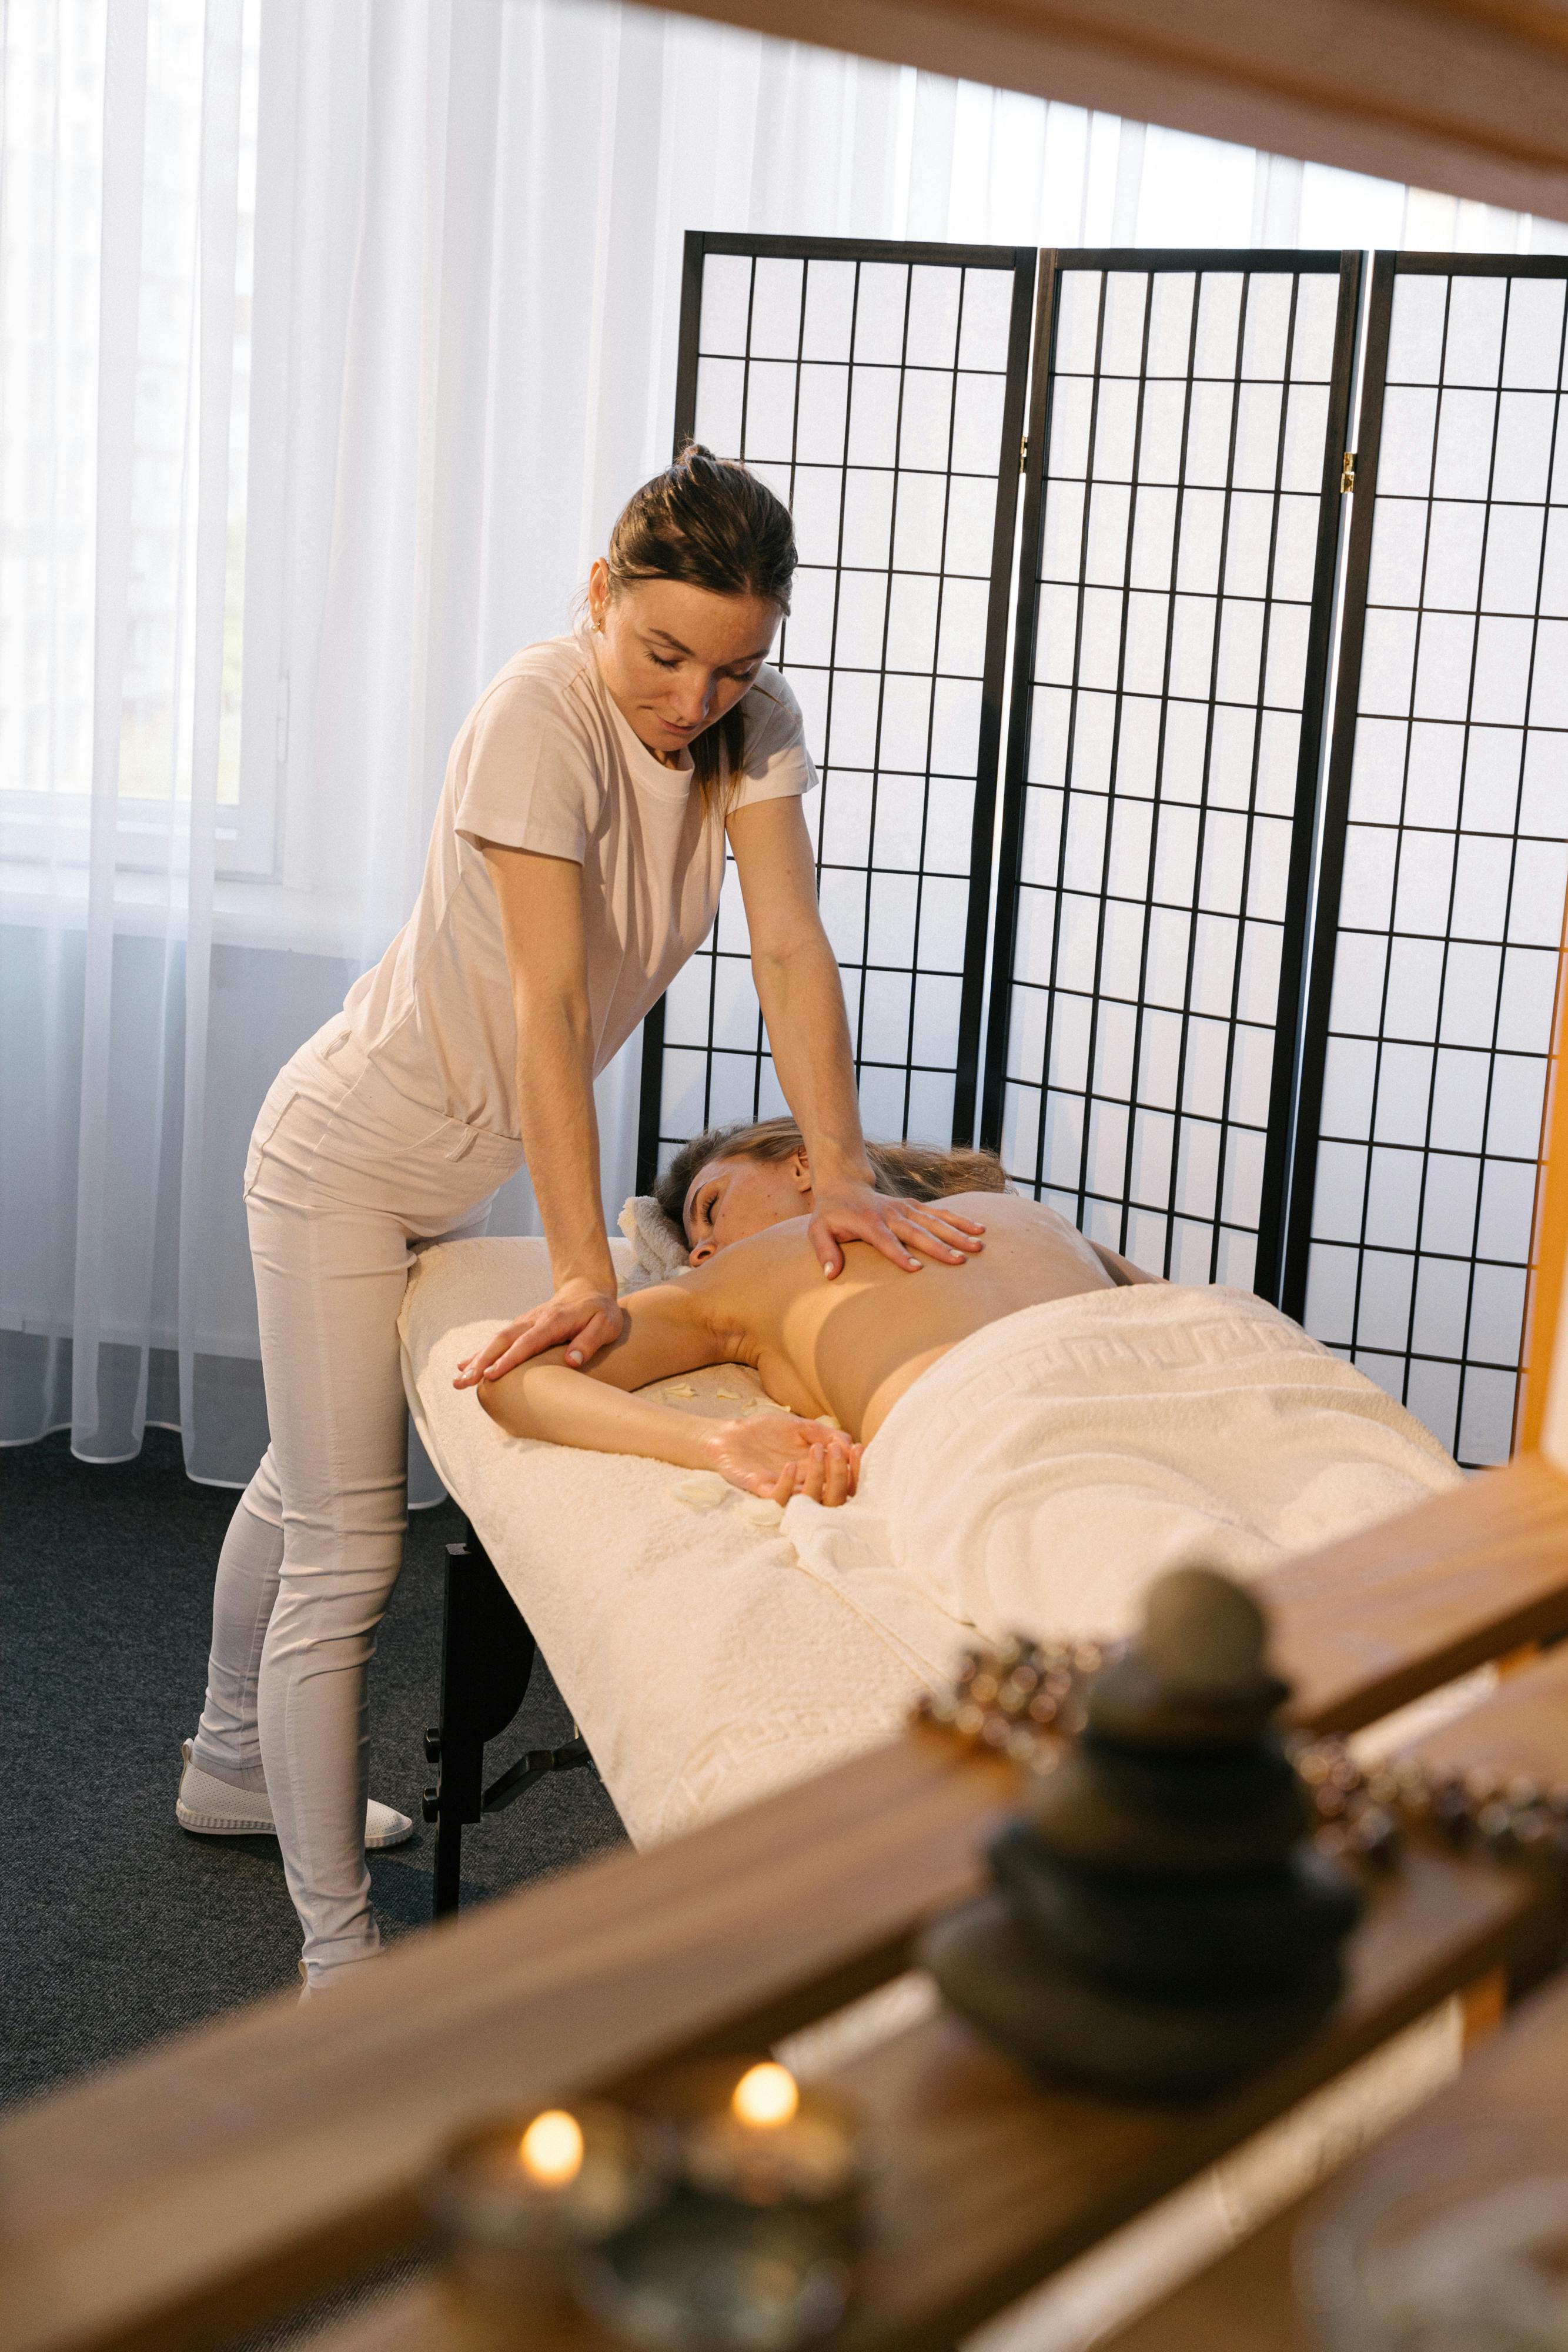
top-left (674, 1218), bottom-right (816, 1329)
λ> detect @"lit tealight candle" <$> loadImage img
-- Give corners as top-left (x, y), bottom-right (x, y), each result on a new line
top-left (426, 2100), bottom-right (663, 2315)
top-left (732, 2063), bottom-right (799, 2127)
top-left (686, 2062), bottom-right (861, 2211)
top-left (520, 2107), bottom-right (585, 2189)
top-left (578, 2060), bottom-right (867, 2352)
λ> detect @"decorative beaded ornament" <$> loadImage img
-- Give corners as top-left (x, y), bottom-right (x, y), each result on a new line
top-left (913, 1636), bottom-right (1568, 1872)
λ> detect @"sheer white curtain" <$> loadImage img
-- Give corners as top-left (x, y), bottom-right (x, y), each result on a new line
top-left (4, 0), bottom-right (1566, 1484)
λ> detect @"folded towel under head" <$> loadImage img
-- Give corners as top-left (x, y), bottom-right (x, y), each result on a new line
top-left (617, 1194), bottom-right (691, 1291)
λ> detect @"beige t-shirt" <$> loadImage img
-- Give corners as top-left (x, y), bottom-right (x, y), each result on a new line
top-left (341, 633), bottom-right (815, 1137)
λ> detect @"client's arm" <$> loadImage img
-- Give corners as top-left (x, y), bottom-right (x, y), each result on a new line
top-left (477, 1281), bottom-right (860, 1499)
top-left (479, 1283), bottom-right (719, 1468)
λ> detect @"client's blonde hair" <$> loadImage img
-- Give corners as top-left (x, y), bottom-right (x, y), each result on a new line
top-left (654, 1115), bottom-right (1009, 1238)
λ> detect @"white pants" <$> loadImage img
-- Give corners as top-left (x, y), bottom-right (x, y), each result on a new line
top-left (191, 1025), bottom-right (522, 1983)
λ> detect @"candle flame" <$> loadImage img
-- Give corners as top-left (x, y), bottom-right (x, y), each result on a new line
top-left (731, 2063), bottom-right (799, 2128)
top-left (519, 2109), bottom-right (584, 2186)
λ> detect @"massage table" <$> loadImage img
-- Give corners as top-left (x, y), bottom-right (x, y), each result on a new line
top-left (399, 1227), bottom-right (1462, 1914)
top-left (399, 1232), bottom-right (935, 1903)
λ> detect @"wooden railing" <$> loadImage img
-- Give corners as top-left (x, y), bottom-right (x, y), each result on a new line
top-left (5, 1453), bottom-right (1568, 2352)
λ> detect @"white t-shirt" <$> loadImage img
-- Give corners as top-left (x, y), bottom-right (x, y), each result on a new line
top-left (340, 633), bottom-right (815, 1137)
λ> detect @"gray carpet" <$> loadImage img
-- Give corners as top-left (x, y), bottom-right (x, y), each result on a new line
top-left (0, 1426), bottom-right (627, 2111)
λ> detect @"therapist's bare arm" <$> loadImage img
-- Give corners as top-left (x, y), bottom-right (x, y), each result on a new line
top-left (727, 794), bottom-right (985, 1277)
top-left (454, 846), bottom-right (620, 1386)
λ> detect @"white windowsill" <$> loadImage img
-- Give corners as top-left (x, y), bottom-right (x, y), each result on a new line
top-left (0, 856), bottom-right (375, 960)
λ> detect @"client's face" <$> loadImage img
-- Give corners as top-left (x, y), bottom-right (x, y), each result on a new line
top-left (683, 1152), bottom-right (812, 1263)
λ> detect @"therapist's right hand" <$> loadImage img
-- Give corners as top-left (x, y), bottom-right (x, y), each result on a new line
top-left (453, 1279), bottom-right (624, 1387)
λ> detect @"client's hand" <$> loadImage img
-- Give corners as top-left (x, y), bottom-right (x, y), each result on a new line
top-left (699, 1414), bottom-right (863, 1508)
top-left (452, 1280), bottom-right (624, 1387)
top-left (808, 1180), bottom-right (986, 1278)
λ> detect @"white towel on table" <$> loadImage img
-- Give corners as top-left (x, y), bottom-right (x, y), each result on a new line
top-left (399, 1235), bottom-right (930, 1847)
top-left (784, 1283), bottom-right (1462, 1679)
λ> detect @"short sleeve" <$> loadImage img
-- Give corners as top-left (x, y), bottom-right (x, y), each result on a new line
top-left (454, 666), bottom-right (605, 859)
top-left (728, 667), bottom-right (817, 808)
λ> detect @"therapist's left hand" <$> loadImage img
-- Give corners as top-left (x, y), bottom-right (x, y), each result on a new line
top-left (453, 1279), bottom-right (624, 1386)
top-left (807, 1181), bottom-right (986, 1279)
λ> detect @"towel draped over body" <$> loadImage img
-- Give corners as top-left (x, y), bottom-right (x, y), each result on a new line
top-left (785, 1281), bottom-right (1460, 1678)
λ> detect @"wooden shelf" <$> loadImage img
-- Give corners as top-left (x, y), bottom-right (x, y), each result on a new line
top-left (1102, 1936), bottom-right (1568, 2350)
top-left (1097, 2198), bottom-right (1307, 2352)
top-left (297, 1828), bottom-right (1558, 2352)
top-left (1272, 1455), bottom-right (1568, 1736)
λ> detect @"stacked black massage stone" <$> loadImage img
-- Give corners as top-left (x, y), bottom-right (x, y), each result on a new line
top-left (919, 1567), bottom-right (1364, 2099)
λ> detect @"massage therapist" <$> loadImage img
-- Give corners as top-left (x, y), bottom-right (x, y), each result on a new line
top-left (178, 446), bottom-right (982, 1990)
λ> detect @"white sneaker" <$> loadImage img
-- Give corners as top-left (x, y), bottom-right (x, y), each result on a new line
top-left (176, 1740), bottom-right (415, 1849)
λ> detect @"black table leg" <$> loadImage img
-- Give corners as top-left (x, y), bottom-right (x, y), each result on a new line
top-left (423, 1531), bottom-right (537, 1919)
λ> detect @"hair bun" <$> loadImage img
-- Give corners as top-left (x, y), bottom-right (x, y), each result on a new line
top-left (676, 439), bottom-right (716, 467)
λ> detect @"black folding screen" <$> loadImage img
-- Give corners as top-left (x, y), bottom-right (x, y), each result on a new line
top-left (636, 233), bottom-right (1035, 1183)
top-left (638, 236), bottom-right (1568, 1469)
top-left (982, 252), bottom-right (1360, 1299)
top-left (1282, 255), bottom-right (1568, 1466)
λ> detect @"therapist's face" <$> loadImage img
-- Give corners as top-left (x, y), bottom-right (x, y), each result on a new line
top-left (683, 1150), bottom-right (813, 1264)
top-left (587, 566), bottom-right (781, 766)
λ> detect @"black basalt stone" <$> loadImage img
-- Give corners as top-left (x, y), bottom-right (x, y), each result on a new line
top-left (1086, 1569), bottom-right (1289, 1747)
top-left (1082, 1730), bottom-right (1305, 1822)
top-left (988, 1825), bottom-right (1363, 1995)
top-left (1086, 1651), bottom-right (1288, 1752)
top-left (1018, 1738), bottom-right (1309, 1876)
top-left (921, 1566), bottom-right (1362, 2099)
top-left (1141, 1568), bottom-right (1271, 1693)
top-left (920, 1895), bottom-right (1345, 2100)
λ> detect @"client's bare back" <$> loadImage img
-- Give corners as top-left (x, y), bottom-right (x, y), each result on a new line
top-left (686, 1192), bottom-right (1127, 1441)
top-left (479, 1190), bottom-right (1161, 1506)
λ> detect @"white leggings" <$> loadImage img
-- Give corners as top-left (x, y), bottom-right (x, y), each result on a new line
top-left (191, 1026), bottom-right (521, 1983)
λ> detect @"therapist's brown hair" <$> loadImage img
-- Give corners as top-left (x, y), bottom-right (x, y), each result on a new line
top-left (604, 443), bottom-right (797, 793)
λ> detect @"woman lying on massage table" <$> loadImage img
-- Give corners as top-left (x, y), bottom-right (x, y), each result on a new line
top-left (476, 1119), bottom-right (1158, 1508)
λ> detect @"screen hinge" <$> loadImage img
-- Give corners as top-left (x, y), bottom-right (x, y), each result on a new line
top-left (1340, 450), bottom-right (1356, 494)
